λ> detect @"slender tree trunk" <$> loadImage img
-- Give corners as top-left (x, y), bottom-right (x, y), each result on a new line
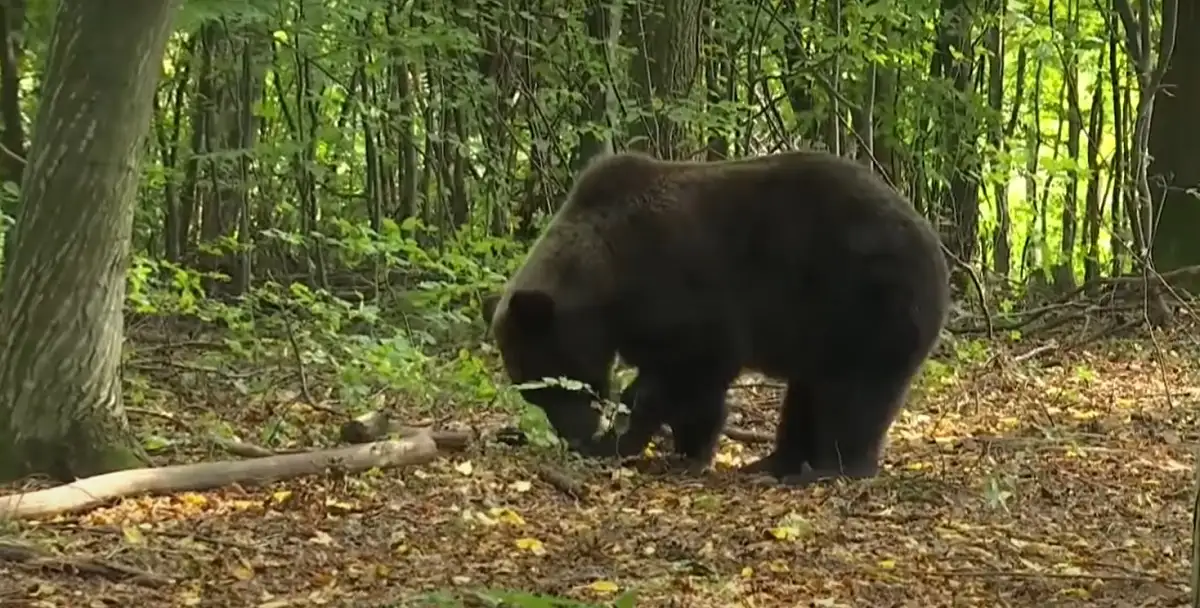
top-left (0, 0), bottom-right (24, 184)
top-left (0, 0), bottom-right (181, 482)
top-left (0, 0), bottom-right (26, 264)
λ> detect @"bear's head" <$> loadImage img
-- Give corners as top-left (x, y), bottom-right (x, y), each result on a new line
top-left (486, 288), bottom-right (614, 449)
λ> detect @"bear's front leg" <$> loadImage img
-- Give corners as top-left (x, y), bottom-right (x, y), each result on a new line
top-left (577, 381), bottom-right (669, 460)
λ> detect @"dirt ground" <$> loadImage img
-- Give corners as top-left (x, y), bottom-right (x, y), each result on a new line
top-left (1, 336), bottom-right (1197, 607)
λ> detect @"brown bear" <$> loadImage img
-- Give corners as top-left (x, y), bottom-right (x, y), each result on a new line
top-left (483, 150), bottom-right (950, 485)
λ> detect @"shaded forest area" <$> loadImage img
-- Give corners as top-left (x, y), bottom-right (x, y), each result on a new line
top-left (0, 0), bottom-right (1198, 606)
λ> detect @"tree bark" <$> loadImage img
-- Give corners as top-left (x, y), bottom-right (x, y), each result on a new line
top-left (626, 0), bottom-right (702, 159)
top-left (0, 0), bottom-right (181, 482)
top-left (1148, 3), bottom-right (1197, 286)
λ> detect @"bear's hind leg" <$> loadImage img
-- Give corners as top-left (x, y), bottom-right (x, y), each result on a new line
top-left (798, 371), bottom-right (912, 484)
top-left (739, 378), bottom-right (817, 479)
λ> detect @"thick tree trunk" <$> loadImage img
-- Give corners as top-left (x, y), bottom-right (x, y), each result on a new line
top-left (1149, 4), bottom-right (1198, 286)
top-left (0, 0), bottom-right (181, 482)
top-left (626, 0), bottom-right (702, 159)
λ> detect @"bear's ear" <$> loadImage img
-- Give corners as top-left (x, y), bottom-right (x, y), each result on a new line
top-left (506, 289), bottom-right (557, 333)
top-left (481, 292), bottom-right (501, 325)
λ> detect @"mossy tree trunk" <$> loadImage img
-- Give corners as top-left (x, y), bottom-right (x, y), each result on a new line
top-left (0, 0), bottom-right (181, 483)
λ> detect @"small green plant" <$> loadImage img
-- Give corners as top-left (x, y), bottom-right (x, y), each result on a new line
top-left (982, 473), bottom-right (1017, 513)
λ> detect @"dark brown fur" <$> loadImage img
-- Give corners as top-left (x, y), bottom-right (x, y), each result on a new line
top-left (484, 150), bottom-right (950, 484)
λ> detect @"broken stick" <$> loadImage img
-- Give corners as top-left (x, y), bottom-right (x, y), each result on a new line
top-left (0, 433), bottom-right (438, 520)
top-left (338, 410), bottom-right (472, 451)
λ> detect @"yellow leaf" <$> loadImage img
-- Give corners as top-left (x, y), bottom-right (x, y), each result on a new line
top-left (768, 527), bottom-right (794, 540)
top-left (228, 500), bottom-right (261, 512)
top-left (180, 493), bottom-right (209, 507)
top-left (1060, 587), bottom-right (1090, 599)
top-left (489, 507), bottom-right (526, 526)
top-left (325, 499), bottom-right (357, 513)
top-left (231, 564), bottom-right (255, 581)
top-left (878, 559), bottom-right (896, 569)
top-left (455, 460), bottom-right (474, 476)
top-left (741, 567), bottom-right (753, 578)
top-left (515, 537), bottom-right (546, 555)
top-left (271, 490), bottom-right (294, 505)
top-left (588, 580), bottom-right (620, 594)
top-left (122, 525), bottom-right (146, 545)
top-left (767, 512), bottom-right (813, 541)
top-left (511, 480), bottom-right (533, 492)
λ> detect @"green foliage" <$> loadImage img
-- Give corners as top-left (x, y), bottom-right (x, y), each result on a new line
top-left (6, 0), bottom-right (1168, 463)
top-left (127, 258), bottom-right (214, 316)
top-left (123, 220), bottom-right (522, 424)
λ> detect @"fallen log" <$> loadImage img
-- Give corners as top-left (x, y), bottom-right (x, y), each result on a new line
top-left (0, 433), bottom-right (438, 520)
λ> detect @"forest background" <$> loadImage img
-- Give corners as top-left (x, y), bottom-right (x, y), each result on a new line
top-left (0, 0), bottom-right (1195, 606)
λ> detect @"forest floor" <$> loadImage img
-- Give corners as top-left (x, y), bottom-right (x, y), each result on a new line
top-left (2, 328), bottom-right (1199, 607)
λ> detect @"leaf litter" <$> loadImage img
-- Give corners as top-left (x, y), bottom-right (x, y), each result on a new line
top-left (1, 334), bottom-right (1197, 607)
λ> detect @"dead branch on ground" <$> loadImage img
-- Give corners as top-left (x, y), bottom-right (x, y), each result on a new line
top-left (0, 433), bottom-right (439, 520)
top-left (950, 264), bottom-right (1200, 339)
top-left (338, 410), bottom-right (472, 451)
top-left (211, 435), bottom-right (279, 458)
top-left (534, 464), bottom-right (588, 501)
top-left (0, 540), bottom-right (174, 587)
top-left (724, 426), bottom-right (774, 444)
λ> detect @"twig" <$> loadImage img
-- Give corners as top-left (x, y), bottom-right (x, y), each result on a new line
top-left (952, 249), bottom-right (994, 339)
top-left (724, 426), bottom-right (773, 444)
top-left (128, 339), bottom-right (226, 355)
top-left (125, 407), bottom-right (192, 434)
top-left (1068, 317), bottom-right (1141, 349)
top-left (280, 312), bottom-right (320, 409)
top-left (210, 435), bottom-right (283, 458)
top-left (1011, 341), bottom-right (1059, 363)
top-left (0, 541), bottom-right (174, 588)
top-left (920, 567), bottom-right (1169, 585)
top-left (730, 379), bottom-right (786, 389)
top-left (125, 360), bottom-right (256, 379)
top-left (44, 522), bottom-right (291, 557)
top-left (534, 464), bottom-right (588, 501)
